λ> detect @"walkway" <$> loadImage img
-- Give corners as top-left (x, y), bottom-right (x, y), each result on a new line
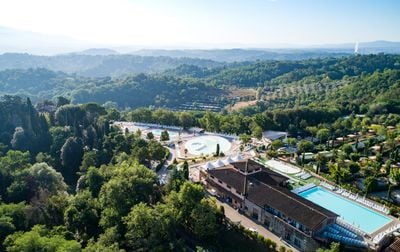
top-left (157, 146), bottom-right (175, 184)
top-left (214, 200), bottom-right (299, 252)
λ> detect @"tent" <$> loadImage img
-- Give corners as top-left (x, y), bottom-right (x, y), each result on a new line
top-left (203, 162), bottom-right (215, 170)
top-left (232, 154), bottom-right (244, 162)
top-left (212, 159), bottom-right (225, 168)
top-left (223, 156), bottom-right (234, 164)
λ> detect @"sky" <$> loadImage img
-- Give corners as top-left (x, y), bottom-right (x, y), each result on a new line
top-left (0, 0), bottom-right (399, 47)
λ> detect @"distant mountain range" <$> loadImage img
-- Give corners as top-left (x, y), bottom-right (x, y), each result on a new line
top-left (0, 53), bottom-right (222, 77)
top-left (1, 26), bottom-right (400, 57)
top-left (128, 48), bottom-right (351, 62)
top-left (69, 48), bottom-right (119, 56)
top-left (128, 41), bottom-right (400, 62)
top-left (0, 26), bottom-right (400, 77)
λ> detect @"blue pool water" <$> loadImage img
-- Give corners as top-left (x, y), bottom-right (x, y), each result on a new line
top-left (299, 187), bottom-right (391, 234)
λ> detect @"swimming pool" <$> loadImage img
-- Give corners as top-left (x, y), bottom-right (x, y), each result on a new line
top-left (151, 129), bottom-right (179, 139)
top-left (299, 187), bottom-right (391, 234)
top-left (185, 135), bottom-right (231, 156)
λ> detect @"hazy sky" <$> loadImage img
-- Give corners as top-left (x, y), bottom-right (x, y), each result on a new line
top-left (0, 0), bottom-right (399, 47)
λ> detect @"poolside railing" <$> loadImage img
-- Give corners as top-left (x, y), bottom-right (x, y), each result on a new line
top-left (372, 223), bottom-right (400, 245)
top-left (320, 181), bottom-right (336, 190)
top-left (336, 218), bottom-right (367, 238)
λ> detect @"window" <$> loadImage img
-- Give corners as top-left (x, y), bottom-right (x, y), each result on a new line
top-left (227, 185), bottom-right (231, 189)
top-left (210, 175), bottom-right (215, 179)
top-left (252, 208), bottom-right (259, 219)
top-left (294, 238), bottom-right (302, 248)
top-left (218, 180), bottom-right (222, 184)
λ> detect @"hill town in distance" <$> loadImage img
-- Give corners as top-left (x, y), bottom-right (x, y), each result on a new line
top-left (1, 1), bottom-right (400, 252)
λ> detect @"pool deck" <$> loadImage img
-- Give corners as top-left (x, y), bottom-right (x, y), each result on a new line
top-left (370, 218), bottom-right (399, 238)
top-left (176, 134), bottom-right (240, 159)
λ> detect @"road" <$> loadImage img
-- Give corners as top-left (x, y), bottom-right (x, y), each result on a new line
top-left (215, 200), bottom-right (299, 252)
top-left (157, 146), bottom-right (175, 184)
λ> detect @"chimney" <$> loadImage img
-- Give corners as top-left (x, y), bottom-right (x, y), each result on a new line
top-left (243, 175), bottom-right (247, 196)
top-left (243, 160), bottom-right (248, 196)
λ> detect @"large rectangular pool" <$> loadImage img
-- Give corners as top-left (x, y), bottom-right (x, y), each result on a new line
top-left (299, 187), bottom-right (392, 234)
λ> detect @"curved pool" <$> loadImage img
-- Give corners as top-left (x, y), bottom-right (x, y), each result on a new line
top-left (185, 135), bottom-right (231, 156)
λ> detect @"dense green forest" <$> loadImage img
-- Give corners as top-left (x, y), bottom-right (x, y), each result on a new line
top-left (0, 68), bottom-right (225, 110)
top-left (166, 54), bottom-right (400, 87)
top-left (0, 54), bottom-right (399, 112)
top-left (1, 96), bottom-right (283, 251)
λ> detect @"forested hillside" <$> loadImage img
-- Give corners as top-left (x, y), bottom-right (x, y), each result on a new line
top-left (131, 48), bottom-right (351, 62)
top-left (0, 54), bottom-right (399, 113)
top-left (0, 53), bottom-right (221, 77)
top-left (0, 69), bottom-right (225, 110)
top-left (165, 54), bottom-right (400, 87)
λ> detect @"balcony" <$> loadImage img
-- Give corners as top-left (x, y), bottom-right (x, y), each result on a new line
top-left (264, 207), bottom-right (313, 237)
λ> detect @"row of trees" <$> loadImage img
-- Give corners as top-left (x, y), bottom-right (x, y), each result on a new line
top-left (127, 106), bottom-right (341, 138)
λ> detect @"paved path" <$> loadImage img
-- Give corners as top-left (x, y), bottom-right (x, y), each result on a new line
top-left (157, 146), bottom-right (175, 184)
top-left (215, 200), bottom-right (299, 252)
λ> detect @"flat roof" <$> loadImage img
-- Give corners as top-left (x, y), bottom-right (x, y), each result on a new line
top-left (262, 130), bottom-right (287, 141)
